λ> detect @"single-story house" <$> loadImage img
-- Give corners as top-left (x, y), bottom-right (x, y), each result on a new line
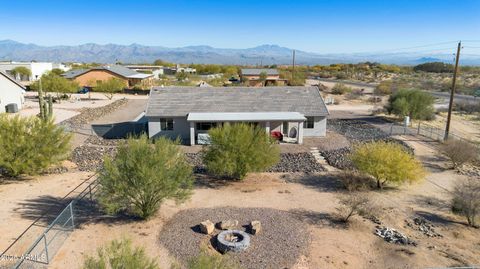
top-left (62, 65), bottom-right (154, 88)
top-left (0, 61), bottom-right (70, 82)
top-left (145, 86), bottom-right (329, 145)
top-left (240, 68), bottom-right (287, 87)
top-left (0, 72), bottom-right (25, 113)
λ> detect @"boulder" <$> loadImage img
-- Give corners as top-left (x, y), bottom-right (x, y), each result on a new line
top-left (199, 220), bottom-right (214, 234)
top-left (219, 219), bottom-right (238, 230)
top-left (250, 220), bottom-right (262, 235)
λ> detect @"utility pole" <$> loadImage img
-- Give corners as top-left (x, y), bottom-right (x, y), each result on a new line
top-left (444, 41), bottom-right (461, 141)
top-left (292, 50), bottom-right (296, 84)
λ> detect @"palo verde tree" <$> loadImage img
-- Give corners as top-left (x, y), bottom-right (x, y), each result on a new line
top-left (386, 89), bottom-right (435, 120)
top-left (203, 123), bottom-right (280, 180)
top-left (10, 66), bottom-right (31, 80)
top-left (98, 135), bottom-right (194, 219)
top-left (0, 115), bottom-right (71, 177)
top-left (30, 72), bottom-right (79, 100)
top-left (95, 77), bottom-right (125, 100)
top-left (350, 141), bottom-right (425, 189)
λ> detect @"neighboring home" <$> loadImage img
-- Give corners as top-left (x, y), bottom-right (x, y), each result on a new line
top-left (62, 65), bottom-right (154, 88)
top-left (0, 72), bottom-right (25, 113)
top-left (145, 86), bottom-right (329, 145)
top-left (0, 61), bottom-right (70, 82)
top-left (240, 68), bottom-right (287, 87)
top-left (124, 65), bottom-right (196, 79)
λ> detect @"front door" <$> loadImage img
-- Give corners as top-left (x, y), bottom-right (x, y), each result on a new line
top-left (282, 122), bottom-right (289, 137)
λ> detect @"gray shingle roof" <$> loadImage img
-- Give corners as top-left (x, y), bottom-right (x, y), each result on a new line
top-left (62, 65), bottom-right (152, 79)
top-left (145, 86), bottom-right (329, 117)
top-left (62, 69), bottom-right (88, 79)
top-left (241, 68), bottom-right (279, 76)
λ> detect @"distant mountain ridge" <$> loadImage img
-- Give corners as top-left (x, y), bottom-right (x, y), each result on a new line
top-left (1, 40), bottom-right (479, 65)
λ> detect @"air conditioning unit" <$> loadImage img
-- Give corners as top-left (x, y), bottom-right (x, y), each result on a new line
top-left (5, 103), bottom-right (18, 113)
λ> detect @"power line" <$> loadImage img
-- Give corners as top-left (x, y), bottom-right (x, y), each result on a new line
top-left (352, 41), bottom-right (458, 54)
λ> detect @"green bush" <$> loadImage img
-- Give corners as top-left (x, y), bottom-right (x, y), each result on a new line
top-left (203, 123), bottom-right (280, 180)
top-left (386, 89), bottom-right (435, 120)
top-left (98, 135), bottom-right (193, 219)
top-left (331, 83), bottom-right (352, 95)
top-left (95, 77), bottom-right (125, 99)
top-left (187, 250), bottom-right (241, 269)
top-left (350, 141), bottom-right (425, 189)
top-left (0, 115), bottom-right (71, 177)
top-left (83, 238), bottom-right (159, 269)
top-left (374, 81), bottom-right (393, 95)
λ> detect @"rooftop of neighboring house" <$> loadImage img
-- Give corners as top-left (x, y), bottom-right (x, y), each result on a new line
top-left (145, 86), bottom-right (329, 117)
top-left (0, 71), bottom-right (26, 90)
top-left (240, 68), bottom-right (279, 76)
top-left (62, 65), bottom-right (153, 79)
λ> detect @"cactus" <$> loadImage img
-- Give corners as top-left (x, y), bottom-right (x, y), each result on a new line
top-left (37, 80), bottom-right (53, 120)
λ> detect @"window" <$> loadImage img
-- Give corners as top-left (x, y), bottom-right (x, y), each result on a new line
top-left (303, 117), bottom-right (314, 129)
top-left (196, 122), bottom-right (217, 131)
top-left (160, 118), bottom-right (174, 131)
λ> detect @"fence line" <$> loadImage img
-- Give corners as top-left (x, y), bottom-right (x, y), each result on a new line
top-left (388, 122), bottom-right (475, 145)
top-left (0, 174), bottom-right (98, 269)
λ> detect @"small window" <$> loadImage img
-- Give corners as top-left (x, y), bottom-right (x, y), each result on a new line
top-left (160, 118), bottom-right (174, 131)
top-left (196, 122), bottom-right (217, 131)
top-left (303, 117), bottom-right (314, 129)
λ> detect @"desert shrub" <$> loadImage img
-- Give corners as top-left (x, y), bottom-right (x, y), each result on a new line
top-left (375, 81), bottom-right (393, 95)
top-left (187, 250), bottom-right (242, 269)
top-left (0, 115), bottom-right (71, 177)
top-left (336, 192), bottom-right (372, 223)
top-left (338, 170), bottom-right (375, 191)
top-left (350, 141), bottom-right (425, 189)
top-left (454, 102), bottom-right (480, 113)
top-left (441, 139), bottom-right (478, 169)
top-left (203, 123), bottom-right (280, 180)
top-left (83, 238), bottom-right (159, 269)
top-left (413, 62), bottom-right (453, 73)
top-left (95, 77), bottom-right (125, 99)
top-left (98, 135), bottom-right (193, 219)
top-left (386, 89), bottom-right (435, 120)
top-left (451, 178), bottom-right (480, 227)
top-left (331, 83), bottom-right (352, 95)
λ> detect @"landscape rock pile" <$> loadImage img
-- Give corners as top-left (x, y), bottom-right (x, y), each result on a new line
top-left (320, 119), bottom-right (414, 169)
top-left (159, 207), bottom-right (310, 269)
top-left (374, 226), bottom-right (417, 246)
top-left (70, 145), bottom-right (117, 171)
top-left (457, 164), bottom-right (480, 177)
top-left (267, 153), bottom-right (325, 173)
top-left (185, 152), bottom-right (325, 174)
top-left (60, 99), bottom-right (128, 129)
top-left (405, 217), bottom-right (442, 238)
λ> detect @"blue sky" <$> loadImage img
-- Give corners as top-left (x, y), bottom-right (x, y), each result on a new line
top-left (0, 0), bottom-right (479, 53)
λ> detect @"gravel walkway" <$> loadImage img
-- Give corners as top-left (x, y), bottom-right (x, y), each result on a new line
top-left (158, 207), bottom-right (311, 269)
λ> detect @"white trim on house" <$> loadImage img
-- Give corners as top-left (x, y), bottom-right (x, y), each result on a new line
top-left (187, 112), bottom-right (306, 122)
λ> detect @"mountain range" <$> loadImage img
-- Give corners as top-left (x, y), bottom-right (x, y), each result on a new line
top-left (1, 40), bottom-right (479, 65)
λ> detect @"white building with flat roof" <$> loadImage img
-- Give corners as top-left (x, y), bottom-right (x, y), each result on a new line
top-left (0, 62), bottom-right (71, 82)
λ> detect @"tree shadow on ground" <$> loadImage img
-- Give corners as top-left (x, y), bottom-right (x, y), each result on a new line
top-left (193, 173), bottom-right (235, 189)
top-left (289, 209), bottom-right (346, 229)
top-left (284, 173), bottom-right (343, 193)
top-left (418, 155), bottom-right (450, 172)
top-left (14, 195), bottom-right (138, 229)
top-left (411, 194), bottom-right (451, 211)
top-left (414, 210), bottom-right (464, 226)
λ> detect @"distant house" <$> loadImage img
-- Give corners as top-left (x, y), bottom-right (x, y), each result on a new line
top-left (62, 65), bottom-right (154, 88)
top-left (145, 86), bottom-right (329, 145)
top-left (240, 68), bottom-right (287, 87)
top-left (124, 65), bottom-right (196, 79)
top-left (0, 61), bottom-right (70, 82)
top-left (0, 72), bottom-right (25, 113)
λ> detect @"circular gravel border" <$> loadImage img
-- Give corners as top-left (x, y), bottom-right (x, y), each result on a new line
top-left (158, 207), bottom-right (311, 269)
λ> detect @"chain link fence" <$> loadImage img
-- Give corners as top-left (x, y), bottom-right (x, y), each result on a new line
top-left (0, 176), bottom-right (98, 269)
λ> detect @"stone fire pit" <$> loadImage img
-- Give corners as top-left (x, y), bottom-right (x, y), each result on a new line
top-left (217, 230), bottom-right (251, 253)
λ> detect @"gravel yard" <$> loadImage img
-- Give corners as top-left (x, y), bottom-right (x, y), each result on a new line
top-left (159, 207), bottom-right (310, 269)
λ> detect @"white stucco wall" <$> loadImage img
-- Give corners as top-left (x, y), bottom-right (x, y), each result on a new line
top-left (303, 116), bottom-right (327, 137)
top-left (0, 75), bottom-right (24, 113)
